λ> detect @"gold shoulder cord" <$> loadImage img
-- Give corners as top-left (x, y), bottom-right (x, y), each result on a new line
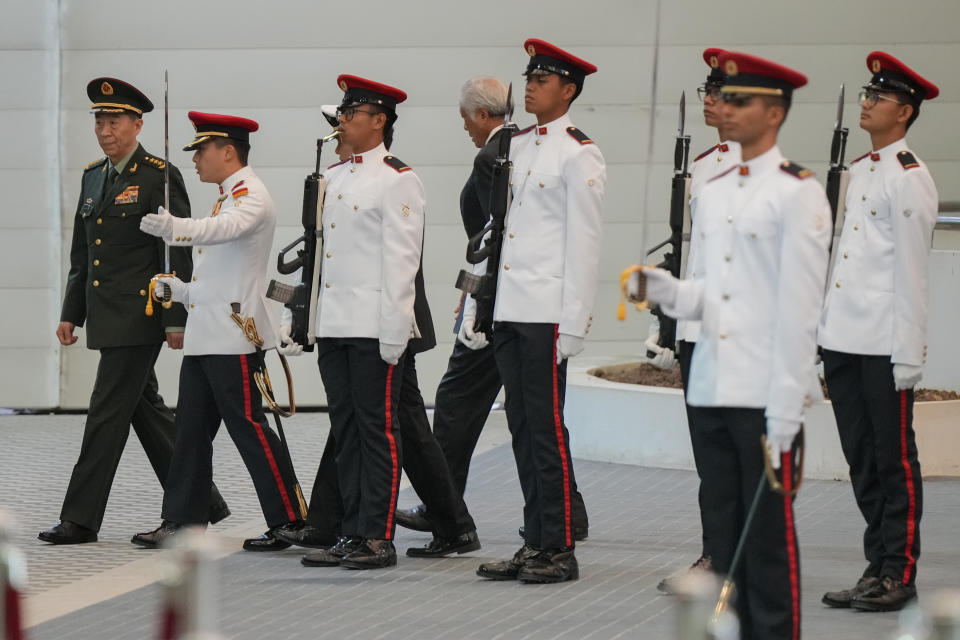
top-left (229, 311), bottom-right (296, 417)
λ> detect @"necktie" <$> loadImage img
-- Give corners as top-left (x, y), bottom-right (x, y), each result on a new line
top-left (104, 167), bottom-right (119, 197)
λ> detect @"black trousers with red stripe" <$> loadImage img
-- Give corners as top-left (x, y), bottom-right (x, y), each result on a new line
top-left (162, 353), bottom-right (303, 528)
top-left (317, 338), bottom-right (403, 541)
top-left (822, 349), bottom-right (922, 585)
top-left (305, 352), bottom-right (475, 540)
top-left (678, 339), bottom-right (715, 557)
top-left (494, 322), bottom-right (577, 550)
top-left (687, 405), bottom-right (800, 640)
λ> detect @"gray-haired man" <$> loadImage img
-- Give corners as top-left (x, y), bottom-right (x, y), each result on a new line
top-left (395, 76), bottom-right (588, 541)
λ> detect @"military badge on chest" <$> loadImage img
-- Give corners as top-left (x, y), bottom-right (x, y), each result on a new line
top-left (114, 185), bottom-right (140, 205)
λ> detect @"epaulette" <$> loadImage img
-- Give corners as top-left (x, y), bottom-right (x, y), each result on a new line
top-left (327, 159), bottom-right (348, 170)
top-left (694, 145), bottom-right (719, 162)
top-left (707, 165), bottom-right (738, 183)
top-left (566, 126), bottom-right (593, 145)
top-left (231, 181), bottom-right (248, 199)
top-left (142, 155), bottom-right (167, 170)
top-left (513, 124), bottom-right (535, 137)
top-left (383, 155), bottom-right (412, 173)
top-left (897, 150), bottom-right (920, 170)
top-left (850, 151), bottom-right (871, 164)
top-left (779, 161), bottom-right (814, 180)
top-left (84, 157), bottom-right (107, 171)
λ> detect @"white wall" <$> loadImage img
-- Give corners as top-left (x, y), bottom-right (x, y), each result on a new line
top-left (2, 0), bottom-right (959, 408)
top-left (0, 0), bottom-right (60, 408)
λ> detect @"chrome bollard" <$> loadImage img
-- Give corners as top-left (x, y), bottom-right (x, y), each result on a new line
top-left (0, 511), bottom-right (26, 640)
top-left (673, 570), bottom-right (738, 640)
top-left (157, 527), bottom-right (224, 640)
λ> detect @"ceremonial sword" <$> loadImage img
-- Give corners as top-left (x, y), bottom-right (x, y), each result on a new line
top-left (145, 70), bottom-right (174, 315)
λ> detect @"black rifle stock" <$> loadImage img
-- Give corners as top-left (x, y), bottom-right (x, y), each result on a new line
top-left (267, 131), bottom-right (338, 351)
top-left (455, 121), bottom-right (518, 336)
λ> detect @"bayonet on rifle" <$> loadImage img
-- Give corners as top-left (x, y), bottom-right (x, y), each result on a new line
top-left (825, 84), bottom-right (850, 251)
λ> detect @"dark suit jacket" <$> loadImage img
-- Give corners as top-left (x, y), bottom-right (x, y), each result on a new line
top-left (408, 262), bottom-right (436, 355)
top-left (61, 143), bottom-right (193, 349)
top-left (459, 127), bottom-right (509, 239)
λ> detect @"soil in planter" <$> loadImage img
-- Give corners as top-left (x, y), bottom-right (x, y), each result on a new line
top-left (590, 362), bottom-right (959, 401)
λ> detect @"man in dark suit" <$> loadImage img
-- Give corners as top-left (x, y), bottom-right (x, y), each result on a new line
top-left (40, 78), bottom-right (228, 545)
top-left (395, 76), bottom-right (588, 540)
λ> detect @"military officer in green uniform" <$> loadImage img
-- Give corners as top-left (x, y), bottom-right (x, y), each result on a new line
top-left (39, 78), bottom-right (229, 545)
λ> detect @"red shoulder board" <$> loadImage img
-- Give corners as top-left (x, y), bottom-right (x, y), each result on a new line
top-left (327, 159), bottom-right (347, 170)
top-left (566, 127), bottom-right (593, 145)
top-left (384, 155), bottom-right (411, 173)
top-left (513, 124), bottom-right (535, 137)
top-left (780, 161), bottom-right (814, 179)
top-left (707, 165), bottom-right (738, 183)
top-left (694, 144), bottom-right (719, 162)
top-left (897, 150), bottom-right (919, 170)
top-left (850, 151), bottom-right (871, 164)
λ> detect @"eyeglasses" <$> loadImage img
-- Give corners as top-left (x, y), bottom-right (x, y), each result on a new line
top-left (337, 106), bottom-right (379, 121)
top-left (696, 85), bottom-right (722, 102)
top-left (720, 93), bottom-right (756, 108)
top-left (858, 90), bottom-right (905, 107)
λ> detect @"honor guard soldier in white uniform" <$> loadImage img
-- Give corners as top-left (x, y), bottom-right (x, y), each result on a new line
top-left (819, 52), bottom-right (939, 613)
top-left (132, 112), bottom-right (306, 549)
top-left (657, 48), bottom-right (743, 595)
top-left (472, 39), bottom-right (605, 584)
top-left (41, 78), bottom-right (229, 545)
top-left (640, 52), bottom-right (830, 638)
top-left (307, 75), bottom-right (425, 570)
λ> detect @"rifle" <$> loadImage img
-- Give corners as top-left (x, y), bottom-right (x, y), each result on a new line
top-left (619, 93), bottom-right (691, 356)
top-left (825, 84), bottom-right (849, 251)
top-left (265, 130), bottom-right (340, 351)
top-left (454, 83), bottom-right (517, 336)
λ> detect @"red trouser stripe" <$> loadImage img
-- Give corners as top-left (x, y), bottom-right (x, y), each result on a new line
top-left (900, 390), bottom-right (918, 584)
top-left (552, 325), bottom-right (573, 547)
top-left (782, 452), bottom-right (800, 640)
top-left (240, 354), bottom-right (296, 522)
top-left (5, 585), bottom-right (24, 640)
top-left (383, 364), bottom-right (399, 539)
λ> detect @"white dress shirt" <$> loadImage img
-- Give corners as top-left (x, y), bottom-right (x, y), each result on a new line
top-left (818, 138), bottom-right (938, 366)
top-left (664, 145), bottom-right (831, 423)
top-left (167, 166), bottom-right (279, 355)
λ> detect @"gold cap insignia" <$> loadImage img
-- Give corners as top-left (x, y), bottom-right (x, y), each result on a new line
top-left (527, 44), bottom-right (536, 57)
top-left (101, 81), bottom-right (114, 95)
top-left (710, 55), bottom-right (719, 68)
top-left (339, 79), bottom-right (348, 91)
top-left (871, 58), bottom-right (882, 73)
top-left (725, 60), bottom-right (738, 76)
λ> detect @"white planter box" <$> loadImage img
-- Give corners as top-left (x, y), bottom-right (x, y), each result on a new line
top-left (565, 357), bottom-right (960, 480)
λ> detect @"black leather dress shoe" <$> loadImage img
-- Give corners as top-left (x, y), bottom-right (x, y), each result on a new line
top-left (302, 536), bottom-right (362, 567)
top-left (274, 524), bottom-right (338, 549)
top-left (395, 504), bottom-right (432, 532)
top-left (851, 576), bottom-right (917, 612)
top-left (242, 521), bottom-right (303, 552)
top-left (657, 554), bottom-right (712, 595)
top-left (517, 547), bottom-right (579, 584)
top-left (208, 501), bottom-right (231, 525)
top-left (38, 520), bottom-right (97, 545)
top-left (340, 539), bottom-right (397, 570)
top-left (131, 521), bottom-right (182, 548)
top-left (822, 575), bottom-right (880, 608)
top-left (407, 530), bottom-right (481, 558)
top-left (518, 525), bottom-right (588, 542)
top-left (477, 545), bottom-right (536, 580)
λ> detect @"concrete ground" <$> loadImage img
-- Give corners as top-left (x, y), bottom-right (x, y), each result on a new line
top-left (1, 411), bottom-right (957, 639)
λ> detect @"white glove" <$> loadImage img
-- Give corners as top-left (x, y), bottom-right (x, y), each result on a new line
top-left (557, 333), bottom-right (585, 364)
top-left (643, 268), bottom-right (680, 308)
top-left (140, 206), bottom-right (175, 242)
top-left (155, 275), bottom-right (187, 304)
top-left (277, 324), bottom-right (304, 357)
top-left (766, 418), bottom-right (801, 470)
top-left (379, 342), bottom-right (406, 365)
top-left (893, 363), bottom-right (922, 391)
top-left (458, 315), bottom-right (489, 350)
top-left (644, 331), bottom-right (677, 370)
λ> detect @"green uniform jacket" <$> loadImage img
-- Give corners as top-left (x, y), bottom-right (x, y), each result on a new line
top-left (61, 143), bottom-right (193, 349)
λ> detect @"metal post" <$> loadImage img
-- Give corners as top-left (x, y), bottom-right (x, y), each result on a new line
top-left (157, 527), bottom-right (224, 640)
top-left (0, 511), bottom-right (26, 640)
